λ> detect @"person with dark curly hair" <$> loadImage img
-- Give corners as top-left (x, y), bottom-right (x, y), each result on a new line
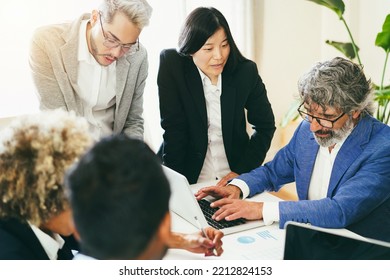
top-left (0, 110), bottom-right (93, 260)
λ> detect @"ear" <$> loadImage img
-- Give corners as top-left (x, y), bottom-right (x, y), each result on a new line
top-left (89, 9), bottom-right (100, 27)
top-left (69, 215), bottom-right (81, 242)
top-left (352, 110), bottom-right (361, 119)
top-left (73, 228), bottom-right (81, 242)
top-left (157, 212), bottom-right (171, 244)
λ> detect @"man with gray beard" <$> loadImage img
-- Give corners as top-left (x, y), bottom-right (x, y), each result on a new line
top-left (196, 57), bottom-right (390, 243)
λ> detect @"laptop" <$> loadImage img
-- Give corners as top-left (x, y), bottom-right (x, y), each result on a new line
top-left (283, 221), bottom-right (390, 260)
top-left (163, 165), bottom-right (265, 235)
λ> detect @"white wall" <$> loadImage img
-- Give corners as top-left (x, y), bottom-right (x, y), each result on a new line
top-left (0, 0), bottom-right (100, 118)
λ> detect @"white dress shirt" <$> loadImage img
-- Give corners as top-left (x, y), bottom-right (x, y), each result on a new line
top-left (29, 223), bottom-right (65, 260)
top-left (73, 253), bottom-right (96, 260)
top-left (230, 137), bottom-right (347, 225)
top-left (77, 20), bottom-right (116, 140)
top-left (197, 69), bottom-right (231, 183)
top-left (307, 138), bottom-right (345, 200)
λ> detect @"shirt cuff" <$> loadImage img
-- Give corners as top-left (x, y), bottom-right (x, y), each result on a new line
top-left (229, 178), bottom-right (250, 199)
top-left (262, 202), bottom-right (280, 226)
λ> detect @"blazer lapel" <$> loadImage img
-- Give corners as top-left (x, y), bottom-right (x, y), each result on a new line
top-left (4, 219), bottom-right (49, 260)
top-left (327, 117), bottom-right (371, 196)
top-left (115, 57), bottom-right (130, 113)
top-left (61, 31), bottom-right (78, 90)
top-left (60, 14), bottom-right (90, 114)
top-left (185, 61), bottom-right (208, 128)
top-left (61, 44), bottom-right (79, 106)
top-left (220, 72), bottom-right (237, 157)
top-left (298, 133), bottom-right (319, 200)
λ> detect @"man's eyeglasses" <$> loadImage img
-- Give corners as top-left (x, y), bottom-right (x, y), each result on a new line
top-left (99, 12), bottom-right (139, 55)
top-left (297, 103), bottom-right (345, 129)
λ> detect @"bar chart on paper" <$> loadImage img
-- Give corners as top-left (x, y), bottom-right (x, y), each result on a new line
top-left (221, 224), bottom-right (286, 260)
top-left (256, 230), bottom-right (279, 241)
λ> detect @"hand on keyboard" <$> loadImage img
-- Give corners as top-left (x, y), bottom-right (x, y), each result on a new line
top-left (210, 198), bottom-right (264, 222)
top-left (195, 184), bottom-right (241, 200)
top-left (198, 199), bottom-right (246, 229)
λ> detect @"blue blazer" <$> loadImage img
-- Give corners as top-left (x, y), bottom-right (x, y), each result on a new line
top-left (238, 115), bottom-right (390, 242)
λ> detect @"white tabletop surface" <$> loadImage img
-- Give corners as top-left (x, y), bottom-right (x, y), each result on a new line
top-left (164, 181), bottom-right (286, 260)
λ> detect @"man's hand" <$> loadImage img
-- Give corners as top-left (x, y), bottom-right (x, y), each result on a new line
top-left (169, 228), bottom-right (224, 256)
top-left (195, 184), bottom-right (242, 200)
top-left (215, 171), bottom-right (239, 188)
top-left (211, 199), bottom-right (264, 221)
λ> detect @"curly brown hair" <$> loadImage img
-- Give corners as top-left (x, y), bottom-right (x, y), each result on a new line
top-left (0, 110), bottom-right (93, 226)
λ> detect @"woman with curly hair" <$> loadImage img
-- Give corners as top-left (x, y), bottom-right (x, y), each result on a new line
top-left (0, 110), bottom-right (92, 259)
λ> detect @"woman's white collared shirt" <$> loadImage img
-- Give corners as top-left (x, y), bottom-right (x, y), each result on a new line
top-left (197, 69), bottom-right (231, 183)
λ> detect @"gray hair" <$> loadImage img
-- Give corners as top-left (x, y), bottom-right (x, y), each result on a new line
top-left (100, 0), bottom-right (152, 29)
top-left (298, 57), bottom-right (374, 117)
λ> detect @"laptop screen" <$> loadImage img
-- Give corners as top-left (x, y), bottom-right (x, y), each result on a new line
top-left (283, 222), bottom-right (390, 260)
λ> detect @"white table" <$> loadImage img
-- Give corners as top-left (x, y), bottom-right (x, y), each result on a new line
top-left (164, 182), bottom-right (286, 260)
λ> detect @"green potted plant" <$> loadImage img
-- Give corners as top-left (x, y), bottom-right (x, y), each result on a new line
top-left (281, 0), bottom-right (390, 126)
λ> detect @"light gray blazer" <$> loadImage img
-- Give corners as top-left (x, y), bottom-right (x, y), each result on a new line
top-left (29, 13), bottom-right (147, 139)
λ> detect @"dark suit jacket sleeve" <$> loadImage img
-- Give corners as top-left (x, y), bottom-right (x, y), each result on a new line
top-left (157, 49), bottom-right (191, 175)
top-left (232, 62), bottom-right (276, 174)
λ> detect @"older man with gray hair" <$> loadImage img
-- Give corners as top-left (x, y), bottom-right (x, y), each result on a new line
top-left (196, 57), bottom-right (390, 243)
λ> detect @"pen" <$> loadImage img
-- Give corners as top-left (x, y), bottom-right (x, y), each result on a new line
top-left (194, 216), bottom-right (217, 256)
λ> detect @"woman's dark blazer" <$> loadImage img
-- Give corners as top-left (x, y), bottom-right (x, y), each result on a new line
top-left (0, 218), bottom-right (75, 260)
top-left (157, 49), bottom-right (276, 184)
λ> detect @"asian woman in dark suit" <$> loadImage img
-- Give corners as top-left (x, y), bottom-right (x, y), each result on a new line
top-left (158, 7), bottom-right (276, 185)
top-left (0, 110), bottom-right (92, 260)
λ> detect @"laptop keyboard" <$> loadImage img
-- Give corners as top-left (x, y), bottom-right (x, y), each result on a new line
top-left (198, 199), bottom-right (246, 229)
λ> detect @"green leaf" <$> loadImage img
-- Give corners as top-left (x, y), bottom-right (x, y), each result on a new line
top-left (375, 14), bottom-right (390, 52)
top-left (372, 83), bottom-right (390, 90)
top-left (374, 87), bottom-right (390, 101)
top-left (325, 40), bottom-right (360, 59)
top-left (306, 0), bottom-right (345, 19)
